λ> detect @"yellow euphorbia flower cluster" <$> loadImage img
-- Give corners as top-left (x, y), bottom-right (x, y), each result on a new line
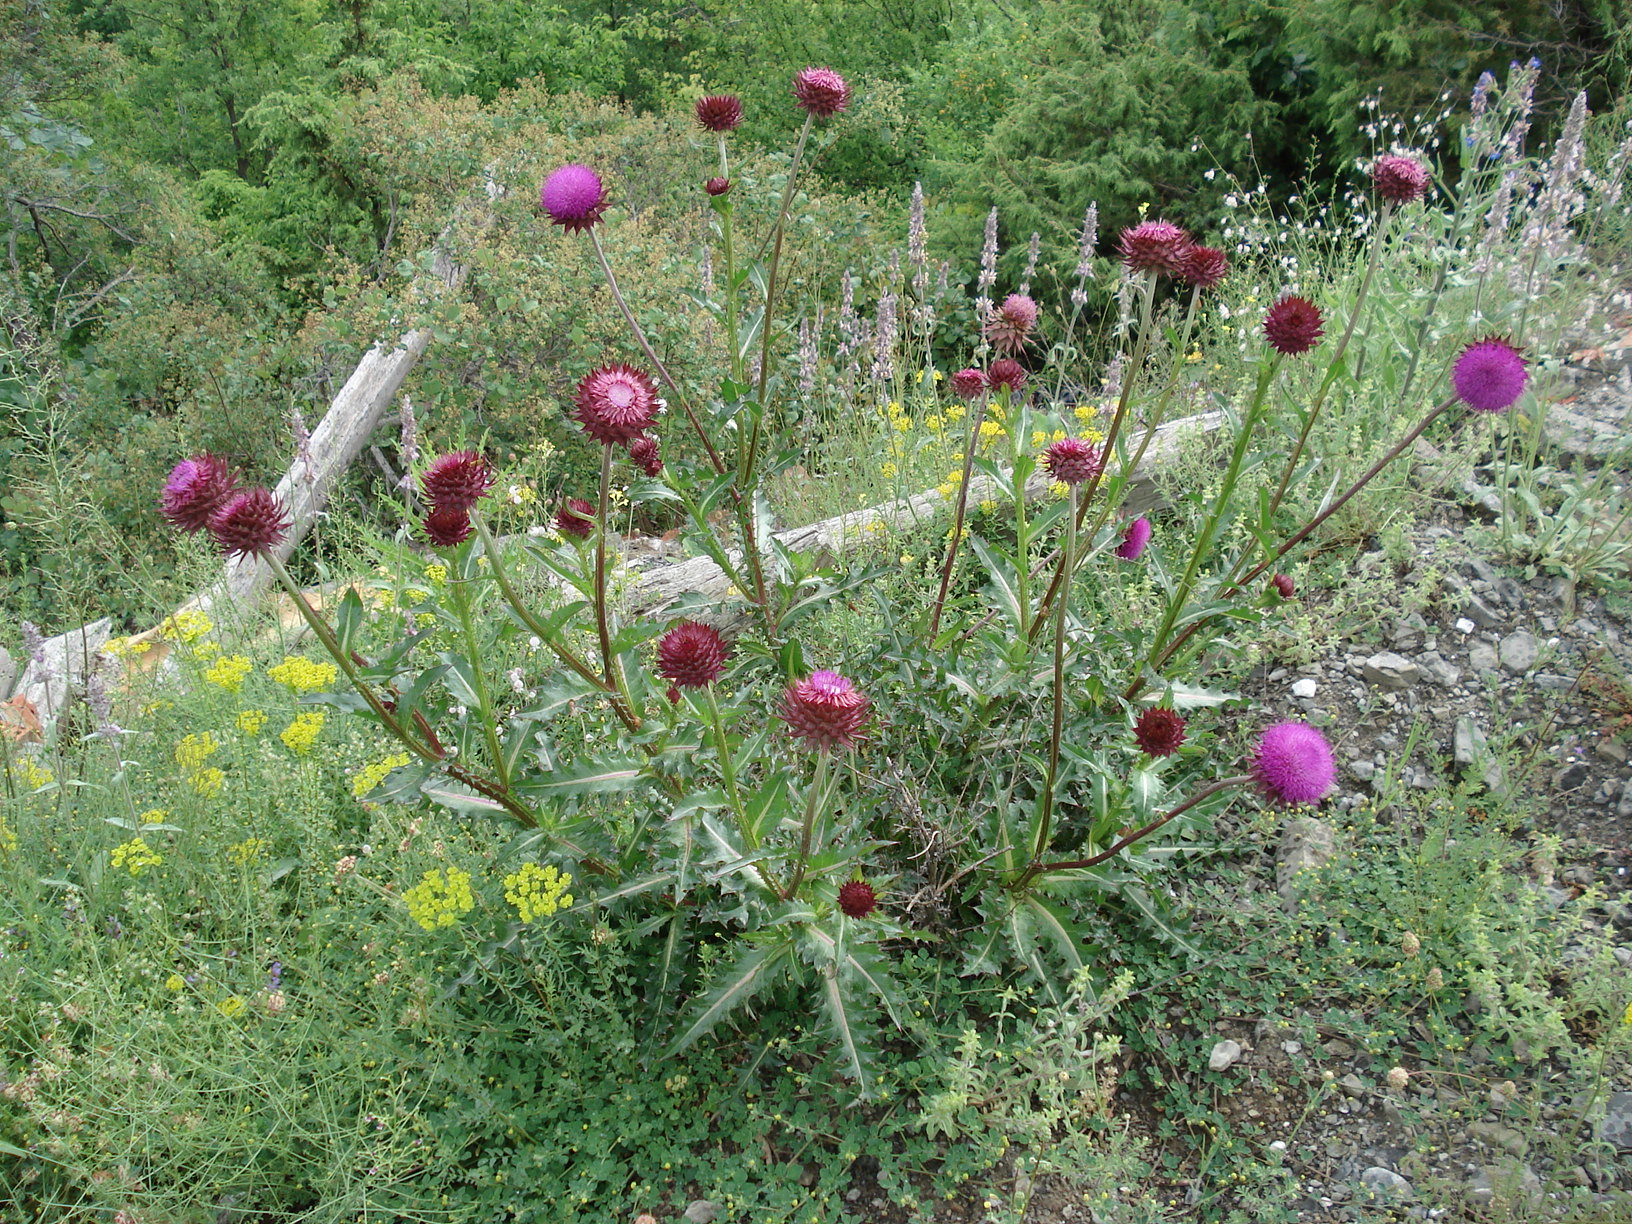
top-left (502, 862), bottom-right (574, 923)
top-left (404, 867), bottom-right (475, 931)
top-left (280, 711), bottom-right (325, 755)
top-left (205, 654), bottom-right (254, 692)
top-left (351, 751), bottom-right (413, 799)
top-left (111, 837), bottom-right (163, 876)
top-left (267, 656), bottom-right (338, 693)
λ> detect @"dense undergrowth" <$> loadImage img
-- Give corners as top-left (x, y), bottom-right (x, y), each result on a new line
top-left (2, 36), bottom-right (1632, 1224)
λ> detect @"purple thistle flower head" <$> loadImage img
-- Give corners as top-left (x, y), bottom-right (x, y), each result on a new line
top-left (162, 454), bottom-right (239, 534)
top-left (986, 358), bottom-right (1027, 393)
top-left (1372, 154), bottom-right (1430, 205)
top-left (950, 367), bottom-right (988, 400)
top-left (575, 363), bottom-right (660, 445)
top-left (985, 293), bottom-right (1039, 357)
top-left (695, 94), bottom-right (744, 132)
top-left (1043, 437), bottom-right (1101, 486)
top-left (423, 506), bottom-right (473, 548)
top-left (420, 451), bottom-right (495, 513)
top-left (540, 164), bottom-right (608, 232)
top-left (1263, 295), bottom-right (1324, 356)
top-left (1253, 721), bottom-right (1336, 805)
top-left (792, 66), bottom-right (850, 119)
top-left (704, 176), bottom-right (732, 196)
top-left (1178, 245), bottom-right (1229, 290)
top-left (208, 487), bottom-right (290, 559)
top-left (627, 434), bottom-right (663, 477)
top-left (657, 620), bottom-right (730, 688)
top-left (1134, 707), bottom-right (1186, 757)
top-left (778, 669), bottom-right (871, 751)
top-left (1452, 337), bottom-right (1527, 413)
top-left (556, 498), bottom-right (596, 540)
top-left (837, 879), bottom-right (878, 918)
top-left (1118, 220), bottom-right (1191, 276)
top-left (1115, 517), bottom-right (1152, 560)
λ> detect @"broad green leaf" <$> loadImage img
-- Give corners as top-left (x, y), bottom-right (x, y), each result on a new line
top-left (515, 758), bottom-right (645, 798)
top-left (665, 940), bottom-right (792, 1058)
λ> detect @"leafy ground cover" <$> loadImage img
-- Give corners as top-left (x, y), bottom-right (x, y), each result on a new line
top-left (3, 55), bottom-right (1632, 1224)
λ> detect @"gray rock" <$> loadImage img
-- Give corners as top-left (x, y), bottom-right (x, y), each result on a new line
top-left (684, 1201), bottom-right (719, 1224)
top-left (1208, 1039), bottom-right (1243, 1071)
top-left (1359, 1167), bottom-right (1414, 1200)
top-left (1338, 1073), bottom-right (1366, 1099)
top-left (1469, 1120), bottom-right (1528, 1157)
top-left (1453, 716), bottom-right (1505, 792)
top-left (1350, 760), bottom-right (1376, 782)
top-left (1600, 1091), bottom-right (1632, 1150)
top-left (1498, 630), bottom-right (1540, 675)
top-left (0, 645), bottom-right (13, 698)
top-left (1468, 640), bottom-right (1500, 672)
top-left (1465, 1162), bottom-right (1542, 1207)
top-left (1417, 651), bottom-right (1462, 687)
top-left (1290, 677), bottom-right (1318, 698)
top-left (1277, 817), bottom-right (1337, 909)
top-left (1362, 651), bottom-right (1421, 690)
top-left (1463, 594), bottom-right (1504, 629)
top-left (1534, 672), bottom-right (1577, 691)
top-left (1555, 761), bottom-right (1591, 791)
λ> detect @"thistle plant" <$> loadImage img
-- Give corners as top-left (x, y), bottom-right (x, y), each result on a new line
top-left (156, 64), bottom-right (1597, 1092)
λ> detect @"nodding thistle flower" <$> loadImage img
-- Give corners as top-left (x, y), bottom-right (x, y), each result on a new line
top-left (627, 434), bottom-right (663, 477)
top-left (694, 94), bottom-right (744, 132)
top-left (574, 363), bottom-right (660, 446)
top-left (1372, 154), bottom-right (1430, 205)
top-left (985, 293), bottom-right (1039, 357)
top-left (1252, 720), bottom-right (1336, 805)
top-left (1452, 337), bottom-right (1528, 413)
top-left (1263, 294), bottom-right (1325, 356)
top-left (657, 620), bottom-right (729, 689)
top-left (163, 454), bottom-right (239, 533)
top-left (986, 358), bottom-right (1027, 393)
top-left (778, 669), bottom-right (871, 751)
top-left (540, 164), bottom-right (608, 232)
top-left (792, 66), bottom-right (850, 119)
top-left (1118, 220), bottom-right (1192, 276)
top-left (837, 879), bottom-right (878, 918)
top-left (950, 367), bottom-right (988, 400)
top-left (423, 506), bottom-right (473, 548)
top-left (1134, 707), bottom-right (1186, 757)
top-left (208, 487), bottom-right (289, 558)
top-left (1115, 517), bottom-right (1152, 560)
top-left (1043, 437), bottom-right (1102, 485)
top-left (556, 497), bottom-right (596, 540)
top-left (1178, 244), bottom-right (1229, 290)
top-left (704, 176), bottom-right (732, 196)
top-left (420, 451), bottom-right (494, 513)
top-left (1271, 573), bottom-right (1296, 600)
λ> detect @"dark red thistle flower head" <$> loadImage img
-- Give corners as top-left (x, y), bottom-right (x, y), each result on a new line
top-left (1452, 337), bottom-right (1528, 413)
top-left (1118, 220), bottom-right (1192, 276)
top-left (208, 487), bottom-right (289, 558)
top-left (837, 879), bottom-right (878, 918)
top-left (1263, 295), bottom-right (1325, 356)
top-left (627, 434), bottom-right (663, 477)
top-left (574, 363), bottom-right (660, 446)
top-left (1253, 721), bottom-right (1337, 805)
top-left (986, 358), bottom-right (1027, 393)
top-left (1044, 437), bottom-right (1102, 486)
top-left (985, 293), bottom-right (1039, 357)
top-left (423, 506), bottom-right (473, 548)
top-left (792, 66), bottom-right (850, 119)
top-left (695, 94), bottom-right (744, 132)
top-left (704, 176), bottom-right (732, 196)
top-left (778, 669), bottom-right (871, 751)
top-left (1372, 154), bottom-right (1430, 205)
top-left (1134, 707), bottom-right (1187, 757)
top-left (950, 367), bottom-right (988, 400)
top-left (657, 620), bottom-right (730, 689)
top-left (162, 454), bottom-right (239, 534)
top-left (540, 164), bottom-right (608, 232)
top-left (556, 497), bottom-right (596, 540)
top-left (420, 450), bottom-right (495, 513)
top-left (1271, 573), bottom-right (1295, 599)
top-left (1178, 244), bottom-right (1229, 290)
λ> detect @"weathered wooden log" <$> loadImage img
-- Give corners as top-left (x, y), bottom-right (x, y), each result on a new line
top-left (206, 176), bottom-right (504, 608)
top-left (618, 410), bottom-right (1224, 619)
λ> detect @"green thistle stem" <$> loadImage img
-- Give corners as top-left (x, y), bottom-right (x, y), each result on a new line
top-left (929, 391), bottom-right (988, 639)
top-left (1032, 776), bottom-right (1251, 877)
top-left (782, 746), bottom-right (829, 901)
